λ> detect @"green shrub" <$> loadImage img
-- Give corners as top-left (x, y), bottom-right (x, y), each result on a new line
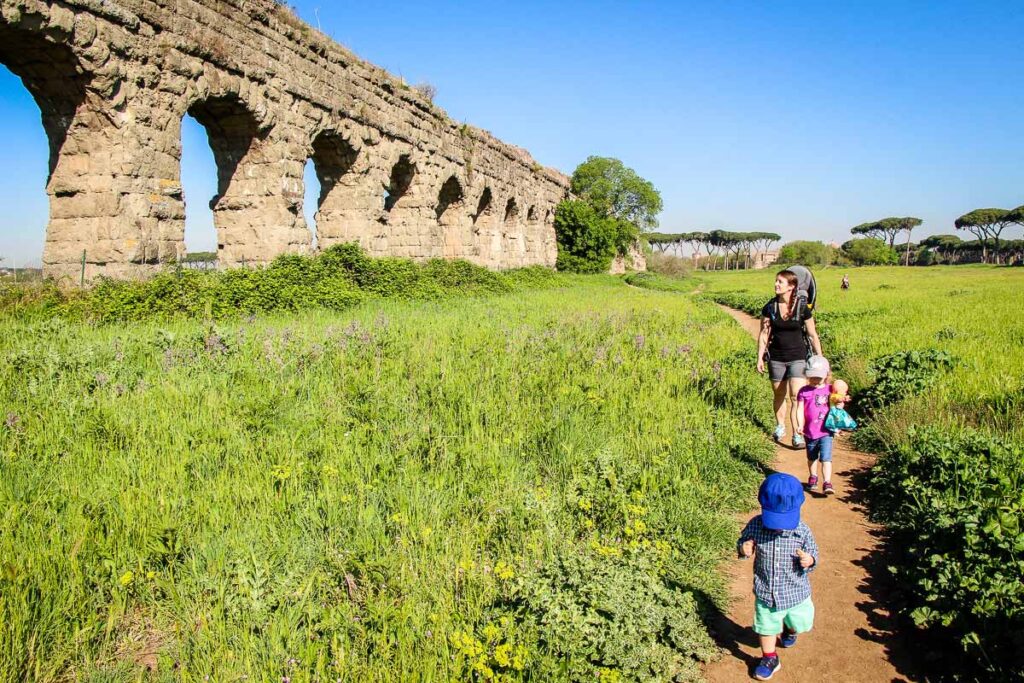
top-left (841, 238), bottom-right (899, 266)
top-left (2, 244), bottom-right (565, 323)
top-left (507, 550), bottom-right (716, 682)
top-left (644, 252), bottom-right (692, 279)
top-left (869, 427), bottom-right (1024, 678)
top-left (554, 200), bottom-right (617, 273)
top-left (858, 349), bottom-right (955, 413)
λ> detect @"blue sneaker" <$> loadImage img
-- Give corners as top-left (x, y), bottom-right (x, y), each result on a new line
top-left (772, 424), bottom-right (785, 443)
top-left (754, 655), bottom-right (781, 680)
top-left (779, 630), bottom-right (798, 648)
top-left (792, 434), bottom-right (805, 448)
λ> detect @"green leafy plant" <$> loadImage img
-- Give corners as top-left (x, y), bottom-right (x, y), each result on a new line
top-left (858, 349), bottom-right (955, 413)
top-left (868, 427), bottom-right (1024, 678)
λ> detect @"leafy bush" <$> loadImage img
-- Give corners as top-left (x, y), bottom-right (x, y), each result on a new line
top-left (2, 244), bottom-right (564, 323)
top-left (644, 252), bottom-right (692, 279)
top-left (507, 551), bottom-right (716, 682)
top-left (858, 349), bottom-right (955, 413)
top-left (841, 238), bottom-right (899, 266)
top-left (554, 200), bottom-right (618, 274)
top-left (869, 427), bottom-right (1024, 679)
top-left (777, 240), bottom-right (834, 267)
top-left (704, 290), bottom-right (765, 317)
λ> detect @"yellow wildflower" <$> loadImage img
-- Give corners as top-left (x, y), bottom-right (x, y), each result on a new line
top-left (494, 560), bottom-right (514, 581)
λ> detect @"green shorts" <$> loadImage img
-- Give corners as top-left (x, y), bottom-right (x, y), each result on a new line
top-left (753, 597), bottom-right (815, 635)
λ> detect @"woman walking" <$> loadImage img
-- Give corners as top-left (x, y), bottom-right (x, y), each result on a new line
top-left (756, 270), bottom-right (823, 447)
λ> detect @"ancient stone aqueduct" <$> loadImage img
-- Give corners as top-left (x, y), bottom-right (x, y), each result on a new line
top-left (1, 0), bottom-right (572, 279)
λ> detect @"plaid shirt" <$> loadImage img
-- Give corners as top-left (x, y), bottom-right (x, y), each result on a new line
top-left (737, 515), bottom-right (819, 610)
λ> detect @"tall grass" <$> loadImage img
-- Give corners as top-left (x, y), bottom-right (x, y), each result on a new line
top-left (0, 279), bottom-right (772, 681)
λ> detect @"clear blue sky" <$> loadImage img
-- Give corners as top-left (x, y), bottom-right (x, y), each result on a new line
top-left (2, 0), bottom-right (1022, 265)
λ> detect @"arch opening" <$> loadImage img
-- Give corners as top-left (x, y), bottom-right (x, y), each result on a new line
top-left (183, 95), bottom-right (265, 262)
top-left (504, 197), bottom-right (519, 225)
top-left (0, 63), bottom-right (51, 272)
top-left (435, 175), bottom-right (464, 222)
top-left (0, 24), bottom-right (89, 181)
top-left (473, 187), bottom-right (493, 225)
top-left (306, 131), bottom-right (358, 251)
top-left (181, 114), bottom-right (219, 257)
top-left (383, 154), bottom-right (415, 214)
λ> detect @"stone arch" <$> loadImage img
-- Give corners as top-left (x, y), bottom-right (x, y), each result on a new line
top-left (0, 21), bottom-right (131, 278)
top-left (503, 197), bottom-right (526, 262)
top-left (306, 129), bottom-right (359, 250)
top-left (503, 197), bottom-right (520, 226)
top-left (435, 175), bottom-right (464, 221)
top-left (473, 187), bottom-right (500, 265)
top-left (437, 175), bottom-right (471, 259)
top-left (525, 204), bottom-right (543, 257)
top-left (473, 187), bottom-right (493, 225)
top-left (383, 154), bottom-right (416, 215)
top-left (183, 92), bottom-right (277, 265)
top-left (0, 24), bottom-right (89, 181)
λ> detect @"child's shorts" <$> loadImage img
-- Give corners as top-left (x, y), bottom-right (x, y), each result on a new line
top-left (754, 597), bottom-right (815, 635)
top-left (805, 435), bottom-right (833, 463)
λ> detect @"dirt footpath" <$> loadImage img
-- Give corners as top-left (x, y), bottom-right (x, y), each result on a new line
top-left (702, 306), bottom-right (918, 683)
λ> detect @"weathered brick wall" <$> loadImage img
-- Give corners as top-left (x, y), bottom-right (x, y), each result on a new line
top-left (0, 0), bottom-right (570, 279)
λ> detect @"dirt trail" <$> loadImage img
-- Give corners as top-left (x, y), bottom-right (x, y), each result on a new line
top-left (702, 306), bottom-right (917, 683)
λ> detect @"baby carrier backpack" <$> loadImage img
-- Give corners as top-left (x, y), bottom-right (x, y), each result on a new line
top-left (767, 265), bottom-right (818, 360)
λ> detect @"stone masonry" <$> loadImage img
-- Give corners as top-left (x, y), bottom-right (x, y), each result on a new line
top-left (0, 0), bottom-right (571, 280)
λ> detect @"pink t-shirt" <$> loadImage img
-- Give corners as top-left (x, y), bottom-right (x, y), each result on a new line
top-left (797, 383), bottom-right (832, 440)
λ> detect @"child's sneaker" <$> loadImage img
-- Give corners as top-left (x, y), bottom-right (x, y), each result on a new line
top-left (792, 434), bottom-right (805, 448)
top-left (806, 475), bottom-right (819, 491)
top-left (772, 424), bottom-right (785, 443)
top-left (754, 654), bottom-right (781, 680)
top-left (823, 481), bottom-right (835, 495)
top-left (779, 630), bottom-right (798, 648)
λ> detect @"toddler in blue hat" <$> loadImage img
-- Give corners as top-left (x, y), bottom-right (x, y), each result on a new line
top-left (737, 473), bottom-right (819, 680)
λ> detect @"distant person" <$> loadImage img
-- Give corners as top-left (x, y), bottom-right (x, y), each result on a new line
top-left (841, 274), bottom-right (850, 291)
top-left (738, 473), bottom-right (819, 680)
top-left (757, 270), bottom-right (824, 447)
top-left (795, 355), bottom-right (846, 495)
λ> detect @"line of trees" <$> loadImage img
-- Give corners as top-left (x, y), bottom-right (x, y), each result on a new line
top-left (847, 205), bottom-right (1024, 266)
top-left (953, 206), bottom-right (1024, 264)
top-left (646, 230), bottom-right (781, 270)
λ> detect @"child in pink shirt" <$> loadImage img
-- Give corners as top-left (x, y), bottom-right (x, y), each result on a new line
top-left (796, 356), bottom-right (836, 494)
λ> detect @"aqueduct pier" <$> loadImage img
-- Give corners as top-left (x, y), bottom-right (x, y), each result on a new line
top-left (1, 0), bottom-right (571, 279)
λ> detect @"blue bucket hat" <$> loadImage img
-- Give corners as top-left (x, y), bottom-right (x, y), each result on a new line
top-left (758, 473), bottom-right (805, 530)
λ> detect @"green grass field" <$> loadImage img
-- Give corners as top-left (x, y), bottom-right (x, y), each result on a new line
top-left (4, 264), bottom-right (1021, 681)
top-left (0, 278), bottom-right (773, 681)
